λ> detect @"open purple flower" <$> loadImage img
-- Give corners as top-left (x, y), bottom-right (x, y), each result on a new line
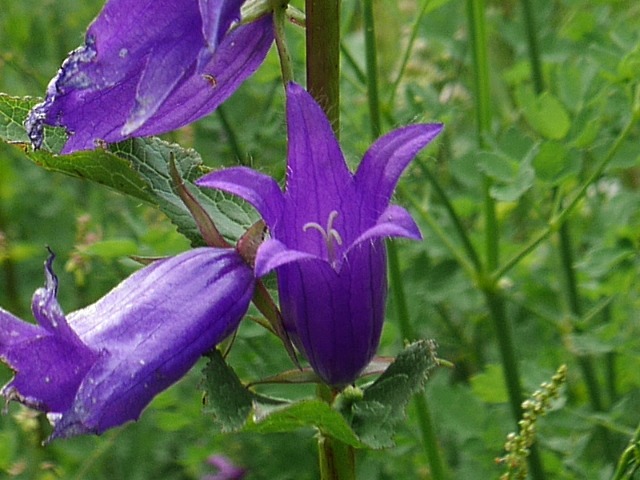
top-left (198, 82), bottom-right (443, 386)
top-left (26, 0), bottom-right (274, 153)
top-left (0, 248), bottom-right (254, 439)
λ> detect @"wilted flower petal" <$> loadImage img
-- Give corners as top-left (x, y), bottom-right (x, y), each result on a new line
top-left (198, 82), bottom-right (443, 386)
top-left (0, 248), bottom-right (254, 438)
top-left (26, 0), bottom-right (274, 153)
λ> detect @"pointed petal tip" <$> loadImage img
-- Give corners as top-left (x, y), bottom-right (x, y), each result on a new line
top-left (285, 81), bottom-right (304, 95)
top-left (254, 239), bottom-right (320, 278)
top-left (347, 205), bottom-right (422, 255)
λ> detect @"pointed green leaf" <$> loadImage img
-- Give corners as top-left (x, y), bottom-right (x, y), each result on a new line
top-left (112, 138), bottom-right (254, 244)
top-left (201, 350), bottom-right (254, 432)
top-left (347, 340), bottom-right (439, 449)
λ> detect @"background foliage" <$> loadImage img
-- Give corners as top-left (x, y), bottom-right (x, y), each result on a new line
top-left (1, 0), bottom-right (639, 478)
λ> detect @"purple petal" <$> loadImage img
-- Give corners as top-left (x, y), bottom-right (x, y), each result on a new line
top-left (31, 254), bottom-right (86, 349)
top-left (122, 37), bottom-right (205, 135)
top-left (276, 240), bottom-right (387, 386)
top-left (131, 17), bottom-right (274, 138)
top-left (0, 333), bottom-right (97, 413)
top-left (26, 3), bottom-right (273, 153)
top-left (253, 238), bottom-right (319, 278)
top-left (0, 248), bottom-right (255, 439)
top-left (354, 123), bottom-right (443, 215)
top-left (197, 166), bottom-right (284, 229)
top-left (197, 0), bottom-right (244, 69)
top-left (52, 248), bottom-right (254, 438)
top-left (1, 254), bottom-right (98, 413)
top-left (347, 205), bottom-right (422, 256)
top-left (282, 83), bottom-right (358, 251)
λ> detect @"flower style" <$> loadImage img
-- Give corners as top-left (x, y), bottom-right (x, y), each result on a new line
top-left (198, 82), bottom-right (443, 386)
top-left (0, 248), bottom-right (254, 439)
top-left (26, 0), bottom-right (274, 153)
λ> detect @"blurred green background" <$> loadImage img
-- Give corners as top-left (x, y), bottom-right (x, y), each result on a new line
top-left (1, 0), bottom-right (639, 478)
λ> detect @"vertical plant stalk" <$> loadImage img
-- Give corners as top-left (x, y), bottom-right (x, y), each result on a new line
top-left (520, 0), bottom-right (544, 94)
top-left (361, 0), bottom-right (381, 139)
top-left (558, 223), bottom-right (613, 459)
top-left (318, 435), bottom-right (356, 480)
top-left (317, 384), bottom-right (356, 480)
top-left (520, 0), bottom-right (611, 456)
top-left (305, 2), bottom-right (354, 479)
top-left (388, 245), bottom-right (448, 480)
top-left (305, 0), bottom-right (340, 131)
top-left (362, 2), bottom-right (447, 478)
top-left (465, 1), bottom-right (546, 478)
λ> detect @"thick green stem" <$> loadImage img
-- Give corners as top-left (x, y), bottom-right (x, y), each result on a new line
top-left (558, 223), bottom-right (604, 410)
top-left (305, 0), bottom-right (340, 132)
top-left (317, 384), bottom-right (356, 480)
top-left (465, 0), bottom-right (496, 270)
top-left (306, 3), bottom-right (353, 478)
top-left (558, 221), bottom-right (614, 459)
top-left (318, 433), bottom-right (356, 480)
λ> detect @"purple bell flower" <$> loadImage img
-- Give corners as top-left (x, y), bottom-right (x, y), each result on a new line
top-left (26, 0), bottom-right (274, 153)
top-left (198, 82), bottom-right (443, 386)
top-left (0, 248), bottom-right (254, 439)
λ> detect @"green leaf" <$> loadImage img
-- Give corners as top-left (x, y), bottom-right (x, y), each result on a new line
top-left (113, 138), bottom-right (254, 244)
top-left (0, 94), bottom-right (67, 151)
top-left (31, 148), bottom-right (153, 203)
top-left (469, 363), bottom-right (509, 404)
top-left (477, 148), bottom-right (536, 202)
top-left (201, 350), bottom-right (364, 446)
top-left (0, 95), bottom-right (256, 245)
top-left (347, 340), bottom-right (438, 449)
top-left (246, 400), bottom-right (364, 448)
top-left (201, 350), bottom-right (254, 432)
top-left (517, 88), bottom-right (571, 140)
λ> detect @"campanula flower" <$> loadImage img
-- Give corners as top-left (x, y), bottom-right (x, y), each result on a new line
top-left (198, 82), bottom-right (443, 386)
top-left (0, 248), bottom-right (254, 439)
top-left (26, 0), bottom-right (274, 153)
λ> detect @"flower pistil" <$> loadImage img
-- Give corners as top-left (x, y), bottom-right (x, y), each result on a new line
top-left (302, 210), bottom-right (343, 267)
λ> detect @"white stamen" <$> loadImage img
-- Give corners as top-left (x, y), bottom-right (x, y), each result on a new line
top-left (303, 210), bottom-right (343, 265)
